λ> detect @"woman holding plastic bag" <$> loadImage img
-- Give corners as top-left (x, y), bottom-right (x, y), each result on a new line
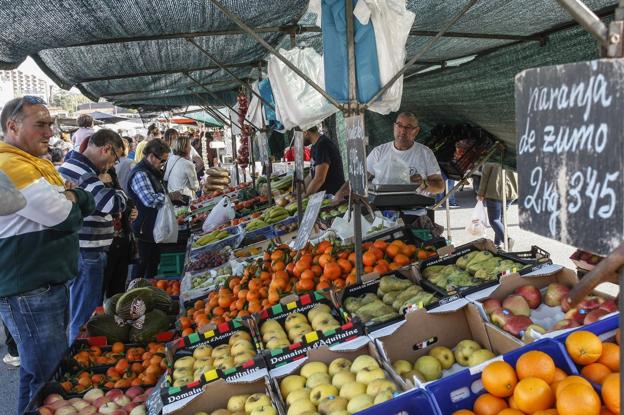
top-left (476, 162), bottom-right (518, 250)
top-left (127, 139), bottom-right (183, 278)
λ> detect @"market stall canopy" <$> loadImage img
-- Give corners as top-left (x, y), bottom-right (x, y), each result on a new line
top-left (182, 111), bottom-right (224, 127)
top-left (0, 0), bottom-right (618, 149)
top-left (89, 111), bottom-right (129, 124)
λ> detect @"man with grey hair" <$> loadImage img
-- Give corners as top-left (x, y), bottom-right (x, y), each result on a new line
top-left (72, 113), bottom-right (95, 150)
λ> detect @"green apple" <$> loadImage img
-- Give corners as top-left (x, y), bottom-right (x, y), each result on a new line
top-left (346, 394), bottom-right (374, 413)
top-left (350, 355), bottom-right (379, 373)
top-left (173, 367), bottom-right (192, 380)
top-left (212, 344), bottom-right (232, 359)
top-left (300, 361), bottom-right (329, 378)
top-left (317, 396), bottom-right (348, 414)
top-left (306, 372), bottom-right (331, 389)
top-left (228, 330), bottom-right (252, 345)
top-left (392, 359), bottom-right (413, 376)
top-left (467, 349), bottom-right (495, 367)
top-left (285, 313), bottom-right (308, 330)
top-left (366, 379), bottom-right (397, 396)
top-left (310, 384), bottom-right (339, 405)
top-left (339, 382), bottom-right (366, 400)
top-left (414, 356), bottom-right (442, 381)
top-left (307, 304), bottom-right (332, 323)
top-left (209, 410), bottom-right (230, 415)
top-left (331, 370), bottom-right (356, 389)
top-left (245, 394), bottom-right (272, 414)
top-left (355, 367), bottom-right (386, 385)
top-left (286, 388), bottom-right (311, 406)
top-left (214, 356), bottom-right (235, 370)
top-left (428, 346), bottom-right (455, 369)
top-left (454, 340), bottom-right (481, 366)
top-left (287, 399), bottom-right (316, 415)
top-left (227, 394), bottom-right (250, 412)
top-left (261, 319), bottom-right (283, 335)
top-left (328, 358), bottom-right (352, 376)
top-left (280, 375), bottom-right (307, 398)
top-left (192, 345), bottom-right (213, 360)
top-left (173, 377), bottom-right (192, 387)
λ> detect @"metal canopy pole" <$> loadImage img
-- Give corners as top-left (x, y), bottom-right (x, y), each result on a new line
top-left (185, 38), bottom-right (276, 111)
top-left (229, 113), bottom-right (240, 185)
top-left (364, 0), bottom-right (478, 109)
top-left (206, 0), bottom-right (344, 112)
top-left (188, 89), bottom-right (242, 130)
top-left (184, 72), bottom-right (262, 130)
top-left (555, 0), bottom-right (608, 45)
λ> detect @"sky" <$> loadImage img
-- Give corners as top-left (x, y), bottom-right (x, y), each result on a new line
top-left (18, 57), bottom-right (51, 81)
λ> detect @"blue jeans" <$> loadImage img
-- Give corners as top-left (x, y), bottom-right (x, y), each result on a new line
top-left (485, 198), bottom-right (509, 246)
top-left (69, 250), bottom-right (107, 342)
top-left (0, 283), bottom-right (69, 414)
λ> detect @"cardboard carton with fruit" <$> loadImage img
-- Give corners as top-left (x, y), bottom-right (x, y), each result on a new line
top-left (375, 303), bottom-right (498, 388)
top-left (162, 319), bottom-right (267, 410)
top-left (168, 378), bottom-right (282, 415)
top-left (270, 341), bottom-right (404, 415)
top-left (254, 291), bottom-right (366, 368)
top-left (469, 267), bottom-right (618, 350)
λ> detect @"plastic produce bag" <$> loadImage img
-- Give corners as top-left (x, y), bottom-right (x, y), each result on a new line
top-left (154, 196), bottom-right (178, 243)
top-left (202, 196), bottom-right (235, 233)
top-left (465, 200), bottom-right (489, 237)
top-left (372, 152), bottom-right (410, 184)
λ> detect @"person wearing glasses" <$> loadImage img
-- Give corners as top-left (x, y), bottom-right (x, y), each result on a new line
top-left (58, 129), bottom-right (129, 342)
top-left (0, 96), bottom-right (95, 413)
top-left (127, 139), bottom-right (181, 278)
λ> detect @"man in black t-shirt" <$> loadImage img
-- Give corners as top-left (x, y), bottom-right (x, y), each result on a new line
top-left (303, 126), bottom-right (345, 195)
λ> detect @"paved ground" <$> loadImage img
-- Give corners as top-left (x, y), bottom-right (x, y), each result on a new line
top-left (0, 185), bottom-right (579, 414)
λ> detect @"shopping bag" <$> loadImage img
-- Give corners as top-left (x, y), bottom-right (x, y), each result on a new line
top-left (465, 200), bottom-right (489, 237)
top-left (154, 196), bottom-right (178, 243)
top-left (372, 152), bottom-right (410, 184)
top-left (202, 196), bottom-right (236, 233)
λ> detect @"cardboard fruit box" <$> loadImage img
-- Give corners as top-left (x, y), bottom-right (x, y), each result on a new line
top-left (168, 378), bottom-right (283, 415)
top-left (467, 267), bottom-right (619, 353)
top-left (161, 318), bottom-right (267, 410)
top-left (334, 270), bottom-right (459, 335)
top-left (252, 291), bottom-right (366, 369)
top-left (270, 340), bottom-right (405, 415)
top-left (374, 302), bottom-right (504, 389)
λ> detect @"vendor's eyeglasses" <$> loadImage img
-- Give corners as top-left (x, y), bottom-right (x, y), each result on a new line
top-left (8, 96), bottom-right (46, 121)
top-left (394, 122), bottom-right (418, 131)
top-left (111, 147), bottom-right (120, 165)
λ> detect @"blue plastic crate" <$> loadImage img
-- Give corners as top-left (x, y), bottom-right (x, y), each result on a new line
top-left (553, 314), bottom-right (619, 343)
top-left (427, 339), bottom-right (578, 414)
top-left (357, 388), bottom-right (440, 415)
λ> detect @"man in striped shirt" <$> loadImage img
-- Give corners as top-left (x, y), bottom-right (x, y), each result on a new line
top-left (59, 129), bottom-right (128, 341)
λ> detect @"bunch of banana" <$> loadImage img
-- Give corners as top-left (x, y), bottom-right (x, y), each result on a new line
top-left (262, 206), bottom-right (290, 224)
top-left (193, 230), bottom-right (230, 248)
top-left (245, 218), bottom-right (270, 232)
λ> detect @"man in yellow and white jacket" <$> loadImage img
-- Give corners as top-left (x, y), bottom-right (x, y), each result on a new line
top-left (0, 96), bottom-right (94, 414)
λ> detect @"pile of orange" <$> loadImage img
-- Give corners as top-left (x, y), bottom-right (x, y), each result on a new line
top-left (61, 342), bottom-right (167, 392)
top-left (179, 238), bottom-right (432, 332)
top-left (152, 279), bottom-right (180, 296)
top-left (452, 336), bottom-right (620, 415)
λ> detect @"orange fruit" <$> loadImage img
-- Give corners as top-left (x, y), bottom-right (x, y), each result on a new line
top-left (482, 361), bottom-right (517, 398)
top-left (369, 247), bottom-right (385, 261)
top-left (533, 410), bottom-right (558, 415)
top-left (497, 410), bottom-right (524, 415)
top-left (554, 376), bottom-right (592, 398)
top-left (516, 350), bottom-right (556, 383)
top-left (386, 244), bottom-right (400, 258)
top-left (362, 251), bottom-right (377, 267)
top-left (451, 411), bottom-right (476, 415)
top-left (552, 367), bottom-right (567, 384)
top-left (323, 262), bottom-right (342, 281)
top-left (473, 393), bottom-right (508, 415)
top-left (373, 263), bottom-right (389, 274)
top-left (597, 342), bottom-right (620, 372)
top-left (565, 331), bottom-right (603, 365)
top-left (337, 258), bottom-right (353, 274)
top-left (601, 373), bottom-right (620, 414)
top-left (373, 239), bottom-right (388, 250)
top-left (507, 396), bottom-right (518, 410)
top-left (600, 406), bottom-right (617, 415)
top-left (556, 382), bottom-right (601, 415)
top-left (111, 342), bottom-right (125, 354)
top-left (513, 377), bottom-right (554, 414)
top-left (581, 363), bottom-right (612, 385)
top-left (393, 253), bottom-right (411, 266)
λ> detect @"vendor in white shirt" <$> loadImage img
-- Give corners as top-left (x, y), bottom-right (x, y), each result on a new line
top-left (336, 112), bottom-right (444, 199)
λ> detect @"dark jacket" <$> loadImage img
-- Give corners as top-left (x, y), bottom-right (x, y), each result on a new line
top-left (127, 159), bottom-right (165, 242)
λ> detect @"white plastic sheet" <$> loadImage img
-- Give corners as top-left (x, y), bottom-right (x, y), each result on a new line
top-left (267, 47), bottom-right (338, 130)
top-left (246, 82), bottom-right (267, 129)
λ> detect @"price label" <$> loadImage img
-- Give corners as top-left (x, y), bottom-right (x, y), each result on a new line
top-left (146, 375), bottom-right (166, 415)
top-left (292, 191), bottom-right (326, 250)
top-left (345, 114), bottom-right (367, 197)
top-left (257, 132), bottom-right (270, 166)
top-left (515, 59), bottom-right (624, 255)
top-left (294, 131), bottom-right (304, 181)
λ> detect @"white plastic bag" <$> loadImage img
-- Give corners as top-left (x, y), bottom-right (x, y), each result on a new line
top-left (202, 196), bottom-right (235, 233)
top-left (154, 196), bottom-right (178, 243)
top-left (372, 152), bottom-right (410, 184)
top-left (465, 200), bottom-right (489, 237)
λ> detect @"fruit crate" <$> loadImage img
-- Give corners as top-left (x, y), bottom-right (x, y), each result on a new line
top-left (158, 252), bottom-right (186, 276)
top-left (356, 388), bottom-right (441, 415)
top-left (504, 245), bottom-right (551, 264)
top-left (427, 339), bottom-right (578, 414)
top-left (242, 223), bottom-right (277, 246)
top-left (24, 383), bottom-right (82, 415)
top-left (188, 225), bottom-right (245, 259)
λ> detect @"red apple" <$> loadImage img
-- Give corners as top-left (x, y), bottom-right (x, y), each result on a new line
top-left (125, 387), bottom-right (144, 400)
top-left (503, 315), bottom-right (533, 337)
top-left (93, 397), bottom-right (110, 409)
top-left (543, 283), bottom-right (570, 307)
top-left (514, 284), bottom-right (542, 309)
top-left (44, 394), bottom-right (64, 406)
top-left (131, 395), bottom-right (148, 404)
top-left (578, 295), bottom-right (603, 311)
top-left (502, 295), bottom-right (531, 317)
top-left (551, 319), bottom-right (581, 331)
top-left (599, 299), bottom-right (618, 313)
top-left (584, 308), bottom-right (609, 325)
top-left (78, 406), bottom-right (97, 415)
top-left (483, 298), bottom-right (503, 315)
top-left (560, 294), bottom-right (572, 312)
top-left (105, 390), bottom-right (124, 401)
top-left (564, 308), bottom-right (586, 325)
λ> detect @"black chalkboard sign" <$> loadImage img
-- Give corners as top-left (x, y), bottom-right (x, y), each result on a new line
top-left (345, 114), bottom-right (368, 197)
top-left (146, 375), bottom-right (166, 415)
top-left (292, 191), bottom-right (326, 250)
top-left (294, 131), bottom-right (304, 181)
top-left (515, 59), bottom-right (624, 255)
